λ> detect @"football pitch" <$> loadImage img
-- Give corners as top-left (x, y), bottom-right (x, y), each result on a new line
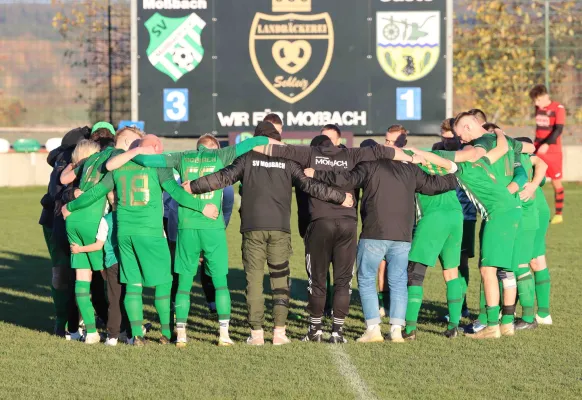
top-left (1, 185), bottom-right (581, 399)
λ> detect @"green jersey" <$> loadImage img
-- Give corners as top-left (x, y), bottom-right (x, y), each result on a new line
top-left (131, 136), bottom-right (268, 230)
top-left (67, 147), bottom-right (121, 223)
top-left (103, 212), bottom-right (119, 268)
top-left (518, 154), bottom-right (539, 230)
top-left (405, 150), bottom-right (461, 219)
top-left (471, 134), bottom-right (523, 187)
top-left (441, 152), bottom-right (520, 220)
top-left (67, 160), bottom-right (203, 237)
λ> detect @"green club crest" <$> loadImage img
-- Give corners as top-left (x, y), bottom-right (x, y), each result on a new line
top-left (145, 12), bottom-right (206, 82)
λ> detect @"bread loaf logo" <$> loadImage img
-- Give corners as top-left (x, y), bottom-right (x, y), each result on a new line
top-left (249, 0), bottom-right (334, 104)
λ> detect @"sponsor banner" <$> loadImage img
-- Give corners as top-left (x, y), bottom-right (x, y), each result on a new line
top-left (228, 131), bottom-right (354, 147)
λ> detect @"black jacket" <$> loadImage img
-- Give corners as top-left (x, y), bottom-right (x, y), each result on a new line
top-left (314, 160), bottom-right (457, 242)
top-left (270, 144), bottom-right (396, 237)
top-left (189, 153), bottom-right (347, 234)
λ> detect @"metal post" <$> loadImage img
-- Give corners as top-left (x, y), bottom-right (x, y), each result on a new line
top-left (545, 0), bottom-right (550, 90)
top-left (107, 0), bottom-right (113, 124)
top-left (446, 0), bottom-right (453, 117)
top-left (131, 0), bottom-right (138, 121)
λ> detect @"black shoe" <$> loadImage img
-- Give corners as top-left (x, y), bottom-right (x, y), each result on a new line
top-left (443, 327), bottom-right (458, 339)
top-left (328, 332), bottom-right (347, 344)
top-left (130, 336), bottom-right (146, 347)
top-left (514, 318), bottom-right (538, 331)
top-left (402, 330), bottom-right (417, 341)
top-left (302, 328), bottom-right (323, 342)
top-left (159, 335), bottom-right (172, 345)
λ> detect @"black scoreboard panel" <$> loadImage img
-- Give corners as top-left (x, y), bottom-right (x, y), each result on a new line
top-left (136, 0), bottom-right (449, 136)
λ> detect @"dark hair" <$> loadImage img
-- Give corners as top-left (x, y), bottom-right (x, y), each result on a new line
top-left (482, 122), bottom-right (500, 132)
top-left (515, 136), bottom-right (534, 144)
top-left (440, 118), bottom-right (454, 133)
top-left (529, 84), bottom-right (548, 101)
top-left (360, 139), bottom-right (378, 148)
top-left (387, 124), bottom-right (406, 134)
top-left (254, 121), bottom-right (281, 141)
top-left (468, 108), bottom-right (487, 123)
top-left (263, 113), bottom-right (283, 126)
top-left (90, 128), bottom-right (115, 150)
top-left (321, 124), bottom-right (341, 137)
top-left (453, 111), bottom-right (473, 128)
top-left (310, 135), bottom-right (333, 147)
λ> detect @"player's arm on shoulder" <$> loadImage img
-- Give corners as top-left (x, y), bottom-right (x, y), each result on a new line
top-left (60, 160), bottom-right (84, 185)
top-left (257, 144), bottom-right (311, 167)
top-left (484, 128), bottom-right (509, 164)
top-left (414, 167), bottom-right (458, 195)
top-left (158, 168), bottom-right (203, 212)
top-left (311, 162), bottom-right (370, 190)
top-left (66, 174), bottom-right (114, 213)
top-left (291, 162), bottom-right (347, 205)
top-left (188, 155), bottom-right (245, 195)
top-left (408, 148), bottom-right (456, 172)
top-left (451, 145), bottom-right (485, 163)
top-left (133, 152), bottom-right (180, 169)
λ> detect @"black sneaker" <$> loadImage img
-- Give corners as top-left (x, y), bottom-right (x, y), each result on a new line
top-left (302, 329), bottom-right (323, 342)
top-left (402, 330), bottom-right (417, 341)
top-left (130, 336), bottom-right (146, 347)
top-left (328, 332), bottom-right (347, 344)
top-left (514, 318), bottom-right (538, 331)
top-left (443, 327), bottom-right (458, 339)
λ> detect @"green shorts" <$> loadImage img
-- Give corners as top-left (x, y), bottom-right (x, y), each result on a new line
top-left (512, 225), bottom-right (537, 266)
top-left (480, 208), bottom-right (522, 271)
top-left (66, 220), bottom-right (104, 271)
top-left (533, 205), bottom-right (550, 258)
top-left (409, 211), bottom-right (463, 269)
top-left (118, 235), bottom-right (171, 287)
top-left (461, 220), bottom-right (476, 258)
top-left (174, 229), bottom-right (228, 277)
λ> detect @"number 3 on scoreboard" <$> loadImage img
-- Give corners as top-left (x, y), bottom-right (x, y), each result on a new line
top-left (163, 89), bottom-right (189, 122)
top-left (396, 88), bottom-right (421, 121)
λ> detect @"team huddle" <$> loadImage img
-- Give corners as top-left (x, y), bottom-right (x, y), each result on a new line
top-left (39, 84), bottom-right (563, 345)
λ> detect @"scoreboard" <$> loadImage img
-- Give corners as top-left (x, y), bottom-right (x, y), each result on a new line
top-left (132, 0), bottom-right (452, 136)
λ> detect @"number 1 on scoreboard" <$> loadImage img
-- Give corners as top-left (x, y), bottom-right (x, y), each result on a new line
top-left (396, 88), bottom-right (421, 121)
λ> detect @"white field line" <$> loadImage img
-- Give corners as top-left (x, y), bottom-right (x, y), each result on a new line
top-left (328, 345), bottom-right (378, 400)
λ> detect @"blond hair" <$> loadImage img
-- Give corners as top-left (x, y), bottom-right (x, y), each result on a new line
top-left (72, 139), bottom-right (100, 165)
top-left (115, 126), bottom-right (145, 145)
top-left (197, 133), bottom-right (221, 150)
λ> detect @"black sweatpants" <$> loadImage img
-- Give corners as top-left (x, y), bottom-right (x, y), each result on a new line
top-left (105, 264), bottom-right (129, 339)
top-left (304, 218), bottom-right (357, 321)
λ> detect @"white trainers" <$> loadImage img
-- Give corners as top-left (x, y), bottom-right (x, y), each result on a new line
top-left (104, 337), bottom-right (118, 347)
top-left (246, 329), bottom-right (265, 346)
top-left (536, 314), bottom-right (553, 325)
top-left (85, 332), bottom-right (100, 344)
top-left (67, 330), bottom-right (83, 341)
top-left (389, 325), bottom-right (404, 343)
top-left (176, 326), bottom-right (188, 348)
top-left (357, 325), bottom-right (384, 343)
top-left (471, 319), bottom-right (487, 333)
top-left (273, 328), bottom-right (291, 346)
top-left (218, 335), bottom-right (234, 347)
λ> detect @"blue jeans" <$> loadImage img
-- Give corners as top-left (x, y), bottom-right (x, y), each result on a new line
top-left (356, 239), bottom-right (411, 327)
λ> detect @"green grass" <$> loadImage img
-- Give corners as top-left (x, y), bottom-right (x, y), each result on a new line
top-left (1, 185), bottom-right (582, 399)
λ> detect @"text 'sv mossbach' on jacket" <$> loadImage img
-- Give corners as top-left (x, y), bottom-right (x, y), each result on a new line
top-left (268, 142), bottom-right (397, 237)
top-left (188, 152), bottom-right (347, 234)
top-left (313, 159), bottom-right (458, 242)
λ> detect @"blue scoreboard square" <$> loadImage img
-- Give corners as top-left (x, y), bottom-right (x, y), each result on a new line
top-left (396, 87), bottom-right (422, 121)
top-left (163, 88), bottom-right (189, 122)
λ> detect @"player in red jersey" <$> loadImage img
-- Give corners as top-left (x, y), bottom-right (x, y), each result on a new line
top-left (530, 84), bottom-right (566, 224)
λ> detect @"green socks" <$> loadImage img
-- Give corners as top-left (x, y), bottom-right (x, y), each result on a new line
top-left (125, 285), bottom-right (144, 338)
top-left (446, 278), bottom-right (463, 329)
top-left (155, 282), bottom-right (172, 339)
top-left (52, 285), bottom-right (69, 331)
top-left (517, 267), bottom-right (535, 323)
top-left (405, 285), bottom-right (423, 335)
top-left (175, 274), bottom-right (193, 325)
top-left (478, 281), bottom-right (487, 325)
top-left (211, 274), bottom-right (231, 321)
top-left (75, 280), bottom-right (96, 334)
top-left (534, 268), bottom-right (551, 318)
top-left (486, 305), bottom-right (500, 326)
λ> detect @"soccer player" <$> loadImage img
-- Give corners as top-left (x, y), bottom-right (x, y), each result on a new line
top-left (401, 146), bottom-right (465, 340)
top-left (468, 108), bottom-right (487, 125)
top-left (529, 84), bottom-right (566, 224)
top-left (385, 124), bottom-right (408, 147)
top-left (105, 133), bottom-right (271, 346)
top-left (63, 134), bottom-right (210, 346)
top-left (70, 192), bottom-right (128, 346)
top-left (451, 114), bottom-right (535, 338)
top-left (515, 137), bottom-right (553, 325)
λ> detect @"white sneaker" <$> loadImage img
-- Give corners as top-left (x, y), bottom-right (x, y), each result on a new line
top-left (176, 326), bottom-right (188, 348)
top-left (536, 314), bottom-right (553, 325)
top-left (218, 335), bottom-right (234, 347)
top-left (68, 330), bottom-right (83, 341)
top-left (389, 325), bottom-right (404, 343)
top-left (104, 337), bottom-right (118, 347)
top-left (356, 325), bottom-right (384, 343)
top-left (246, 329), bottom-right (265, 346)
top-left (471, 319), bottom-right (486, 333)
top-left (85, 332), bottom-right (100, 344)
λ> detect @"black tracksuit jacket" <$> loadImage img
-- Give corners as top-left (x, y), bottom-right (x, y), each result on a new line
top-left (314, 159), bottom-right (458, 242)
top-left (188, 152), bottom-right (347, 234)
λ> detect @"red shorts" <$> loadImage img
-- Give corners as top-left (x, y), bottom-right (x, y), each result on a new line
top-left (537, 151), bottom-right (563, 180)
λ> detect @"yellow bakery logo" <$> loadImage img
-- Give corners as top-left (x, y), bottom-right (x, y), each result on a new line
top-left (249, 0), bottom-right (334, 104)
top-left (377, 11), bottom-right (440, 81)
